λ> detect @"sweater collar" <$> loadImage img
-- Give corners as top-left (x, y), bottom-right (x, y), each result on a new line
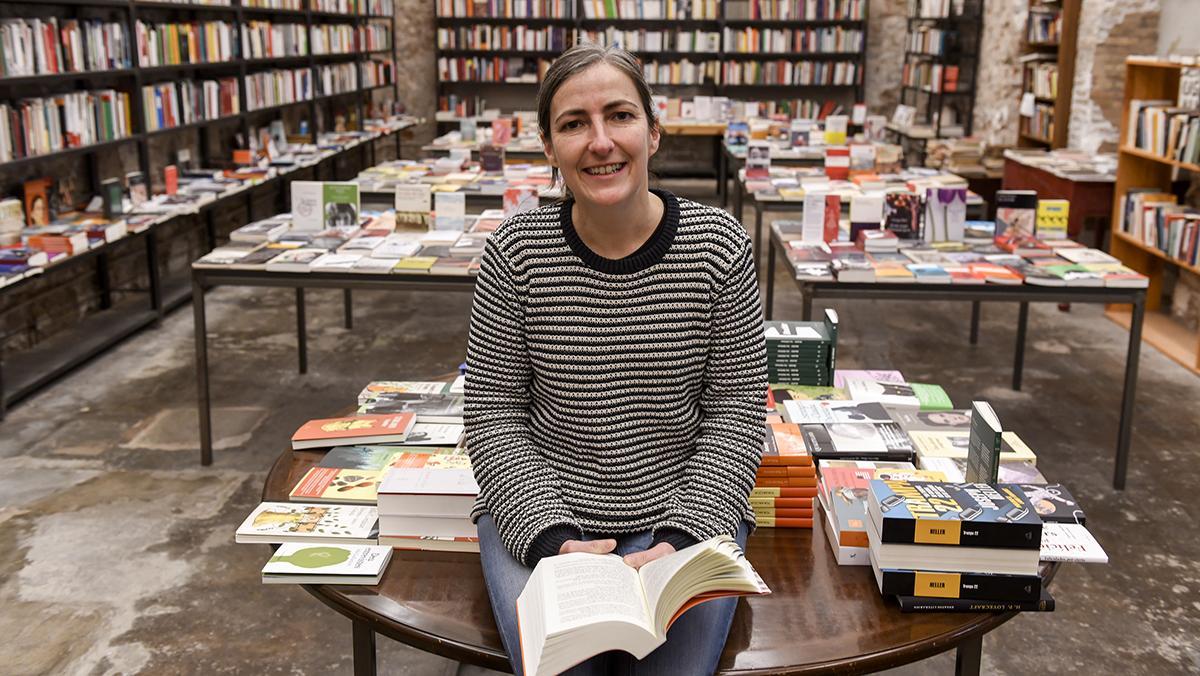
top-left (560, 189), bottom-right (679, 275)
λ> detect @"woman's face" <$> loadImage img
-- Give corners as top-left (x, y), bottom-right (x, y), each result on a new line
top-left (542, 62), bottom-right (660, 209)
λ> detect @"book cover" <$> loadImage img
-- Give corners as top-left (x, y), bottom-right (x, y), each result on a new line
top-left (291, 413), bottom-right (416, 450)
top-left (1039, 522), bottom-right (1108, 563)
top-left (895, 586), bottom-right (1055, 612)
top-left (1035, 199), bottom-right (1069, 240)
top-left (883, 192), bottom-right (920, 240)
top-left (868, 480), bottom-right (1043, 549)
top-left (288, 467), bottom-right (384, 504)
top-left (378, 451), bottom-right (478, 496)
top-left (994, 190), bottom-right (1037, 237)
top-left (235, 502), bottom-right (378, 544)
top-left (966, 401), bottom-right (1003, 483)
top-left (261, 543), bottom-right (391, 585)
top-left (1016, 483), bottom-right (1085, 525)
top-left (24, 178), bottom-right (52, 225)
top-left (292, 181), bottom-right (361, 232)
top-left (763, 422), bottom-right (813, 466)
top-left (746, 140), bottom-right (770, 179)
top-left (800, 422), bottom-right (914, 461)
top-left (872, 558), bottom-right (1042, 601)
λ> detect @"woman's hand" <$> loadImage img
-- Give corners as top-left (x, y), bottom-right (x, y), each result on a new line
top-left (623, 542), bottom-right (676, 569)
top-left (559, 538), bottom-right (617, 555)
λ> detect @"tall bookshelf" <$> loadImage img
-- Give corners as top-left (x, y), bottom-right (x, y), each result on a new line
top-left (888, 0), bottom-right (981, 166)
top-left (1017, 0), bottom-right (1079, 148)
top-left (1107, 57), bottom-right (1200, 375)
top-left (433, 0), bottom-right (867, 119)
top-left (0, 0), bottom-right (398, 195)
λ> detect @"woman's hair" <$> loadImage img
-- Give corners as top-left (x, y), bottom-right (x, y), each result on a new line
top-left (536, 42), bottom-right (662, 196)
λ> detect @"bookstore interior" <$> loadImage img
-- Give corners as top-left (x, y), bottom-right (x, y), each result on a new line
top-left (1, 0), bottom-right (1199, 674)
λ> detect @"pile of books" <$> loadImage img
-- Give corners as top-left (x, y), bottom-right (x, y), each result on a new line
top-left (377, 448), bottom-right (480, 551)
top-left (754, 422), bottom-right (816, 529)
top-left (763, 309), bottom-right (838, 386)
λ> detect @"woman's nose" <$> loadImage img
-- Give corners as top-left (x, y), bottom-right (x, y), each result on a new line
top-left (588, 124), bottom-right (615, 155)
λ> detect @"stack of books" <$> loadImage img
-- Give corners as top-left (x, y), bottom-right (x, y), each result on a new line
top-left (763, 309), bottom-right (838, 386)
top-left (377, 449), bottom-right (480, 551)
top-left (866, 479), bottom-right (1052, 612)
top-left (753, 422), bottom-right (817, 529)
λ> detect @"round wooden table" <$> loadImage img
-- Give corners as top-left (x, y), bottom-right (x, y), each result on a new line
top-left (264, 448), bottom-right (1057, 676)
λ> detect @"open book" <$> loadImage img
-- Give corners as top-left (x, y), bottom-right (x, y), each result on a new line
top-left (517, 535), bottom-right (770, 676)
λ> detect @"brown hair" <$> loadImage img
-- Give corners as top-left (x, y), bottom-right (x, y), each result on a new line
top-left (536, 42), bottom-right (662, 197)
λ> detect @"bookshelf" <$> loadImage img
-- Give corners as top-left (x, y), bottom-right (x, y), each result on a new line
top-left (1017, 0), bottom-right (1079, 149)
top-left (1107, 57), bottom-right (1200, 375)
top-left (433, 0), bottom-right (867, 120)
top-left (888, 0), bottom-right (981, 166)
top-left (0, 0), bottom-right (398, 196)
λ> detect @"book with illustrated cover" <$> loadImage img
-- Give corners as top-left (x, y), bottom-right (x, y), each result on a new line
top-left (261, 543), bottom-right (392, 585)
top-left (1035, 199), bottom-right (1069, 240)
top-left (291, 413), bottom-right (416, 450)
top-left (317, 444), bottom-right (457, 471)
top-left (782, 400), bottom-right (893, 425)
top-left (517, 536), bottom-right (769, 676)
top-left (994, 190), bottom-right (1037, 237)
top-left (291, 181), bottom-right (361, 232)
top-left (833, 369), bottom-right (904, 388)
top-left (289, 467), bottom-right (384, 505)
top-left (762, 423), bottom-right (812, 466)
top-left (358, 392), bottom-right (464, 421)
top-left (801, 422), bottom-right (914, 462)
top-left (235, 502), bottom-right (378, 544)
top-left (767, 385), bottom-right (849, 408)
top-left (883, 191), bottom-right (920, 240)
top-left (844, 379), bottom-right (920, 410)
top-left (867, 480), bottom-right (1043, 549)
top-left (1016, 483), bottom-right (1085, 525)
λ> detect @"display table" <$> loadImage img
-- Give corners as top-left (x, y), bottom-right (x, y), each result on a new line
top-left (765, 225), bottom-right (1146, 489)
top-left (262, 445), bottom-right (1059, 676)
top-left (1001, 152), bottom-right (1115, 248)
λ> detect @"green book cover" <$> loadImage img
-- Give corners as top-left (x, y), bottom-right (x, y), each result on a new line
top-left (911, 383), bottom-right (953, 411)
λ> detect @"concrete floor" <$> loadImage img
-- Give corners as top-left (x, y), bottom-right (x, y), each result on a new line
top-left (1, 180), bottom-right (1198, 675)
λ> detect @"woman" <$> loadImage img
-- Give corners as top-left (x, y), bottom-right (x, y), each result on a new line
top-left (464, 43), bottom-right (767, 675)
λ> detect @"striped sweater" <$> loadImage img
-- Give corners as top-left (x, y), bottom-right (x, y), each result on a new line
top-left (463, 189), bottom-right (767, 567)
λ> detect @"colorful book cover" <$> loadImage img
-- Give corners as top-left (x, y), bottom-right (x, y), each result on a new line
top-left (291, 413), bottom-right (416, 450)
top-left (378, 452), bottom-right (478, 496)
top-left (235, 502), bottom-right (378, 543)
top-left (883, 191), bottom-right (920, 239)
top-left (262, 543), bottom-right (391, 584)
top-left (868, 480), bottom-right (1043, 549)
top-left (910, 383), bottom-right (953, 410)
top-left (994, 190), bottom-right (1037, 237)
top-left (763, 423), bottom-right (813, 466)
top-left (288, 467), bottom-right (385, 504)
top-left (873, 564), bottom-right (1042, 601)
top-left (768, 384), bottom-right (849, 404)
top-left (1035, 199), bottom-right (1069, 240)
top-left (1016, 483), bottom-right (1085, 525)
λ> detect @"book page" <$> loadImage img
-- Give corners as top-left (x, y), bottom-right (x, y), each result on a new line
top-left (537, 554), bottom-right (653, 635)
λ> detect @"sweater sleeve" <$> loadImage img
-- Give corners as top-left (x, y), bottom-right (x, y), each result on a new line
top-left (464, 236), bottom-right (583, 567)
top-left (652, 236), bottom-right (767, 545)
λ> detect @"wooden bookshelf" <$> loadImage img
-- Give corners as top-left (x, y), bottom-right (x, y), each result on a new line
top-left (1108, 57), bottom-right (1200, 375)
top-left (1018, 0), bottom-right (1079, 148)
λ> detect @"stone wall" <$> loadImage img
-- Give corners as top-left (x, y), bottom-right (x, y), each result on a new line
top-left (970, 1), bottom-right (1026, 146)
top-left (864, 0), bottom-right (906, 115)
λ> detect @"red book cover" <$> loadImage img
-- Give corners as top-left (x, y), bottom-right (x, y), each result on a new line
top-left (754, 475), bottom-right (818, 488)
top-left (823, 194), bottom-right (841, 242)
top-left (292, 413), bottom-right (417, 450)
top-left (753, 507), bottom-right (815, 519)
top-left (824, 146), bottom-right (849, 180)
top-left (164, 165), bottom-right (178, 195)
top-left (748, 497), bottom-right (814, 509)
top-left (763, 422), bottom-right (814, 466)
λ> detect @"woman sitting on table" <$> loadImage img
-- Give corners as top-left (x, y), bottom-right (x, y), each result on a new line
top-left (464, 43), bottom-right (768, 675)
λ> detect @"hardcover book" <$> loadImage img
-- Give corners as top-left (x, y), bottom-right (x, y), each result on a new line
top-left (516, 536), bottom-right (769, 676)
top-left (867, 480), bottom-right (1043, 549)
top-left (235, 502), bottom-right (378, 544)
top-left (291, 413), bottom-right (417, 450)
top-left (261, 543), bottom-right (392, 585)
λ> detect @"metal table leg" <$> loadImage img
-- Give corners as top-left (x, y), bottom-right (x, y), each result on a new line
top-left (296, 288), bottom-right (308, 375)
top-left (1012, 302), bottom-right (1029, 391)
top-left (344, 289), bottom-right (353, 329)
top-left (1114, 293), bottom-right (1145, 490)
top-left (147, 228), bottom-right (163, 320)
top-left (969, 301), bottom-right (980, 345)
top-left (765, 237), bottom-right (776, 320)
top-left (193, 270), bottom-right (213, 466)
top-left (352, 620), bottom-right (377, 676)
top-left (954, 635), bottom-right (982, 676)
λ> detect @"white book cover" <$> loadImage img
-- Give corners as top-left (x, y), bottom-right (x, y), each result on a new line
top-left (845, 379), bottom-right (920, 409)
top-left (379, 452), bottom-right (478, 496)
top-left (236, 502), bottom-right (378, 544)
top-left (434, 192), bottom-right (467, 231)
top-left (1056, 248), bottom-right (1119, 265)
top-left (394, 183), bottom-right (432, 213)
top-left (399, 422), bottom-right (464, 446)
top-left (310, 253), bottom-right (363, 271)
top-left (373, 233), bottom-right (423, 259)
top-left (266, 247), bottom-right (325, 272)
top-left (261, 543), bottom-right (392, 584)
top-left (1040, 523), bottom-right (1108, 564)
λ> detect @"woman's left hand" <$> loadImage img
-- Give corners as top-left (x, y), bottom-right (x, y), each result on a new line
top-left (623, 542), bottom-right (676, 569)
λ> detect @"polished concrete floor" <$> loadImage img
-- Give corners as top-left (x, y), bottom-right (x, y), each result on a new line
top-left (1, 180), bottom-right (1198, 675)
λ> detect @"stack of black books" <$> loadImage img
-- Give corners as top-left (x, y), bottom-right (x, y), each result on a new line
top-left (764, 309), bottom-right (838, 386)
top-left (866, 479), bottom-right (1053, 613)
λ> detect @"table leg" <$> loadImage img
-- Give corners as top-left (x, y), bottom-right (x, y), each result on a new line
top-left (352, 620), bottom-right (377, 676)
top-left (296, 288), bottom-right (308, 375)
top-left (146, 228), bottom-right (163, 320)
top-left (765, 237), bottom-right (776, 320)
top-left (1012, 302), bottom-right (1029, 391)
top-left (954, 635), bottom-right (982, 676)
top-left (193, 270), bottom-right (213, 466)
top-left (343, 289), bottom-right (353, 330)
top-left (969, 301), bottom-right (980, 345)
top-left (1114, 293), bottom-right (1145, 490)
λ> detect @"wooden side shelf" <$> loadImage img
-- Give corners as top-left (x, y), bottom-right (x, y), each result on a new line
top-left (1018, 0), bottom-right (1079, 148)
top-left (1107, 57), bottom-right (1200, 375)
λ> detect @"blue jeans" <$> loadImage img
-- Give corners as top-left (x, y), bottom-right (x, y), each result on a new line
top-left (477, 514), bottom-right (751, 676)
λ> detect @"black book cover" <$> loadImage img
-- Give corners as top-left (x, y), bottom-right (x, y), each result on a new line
top-left (878, 567), bottom-right (1042, 602)
top-left (896, 587), bottom-right (1054, 613)
top-left (869, 481), bottom-right (1043, 549)
top-left (1016, 483), bottom-right (1086, 525)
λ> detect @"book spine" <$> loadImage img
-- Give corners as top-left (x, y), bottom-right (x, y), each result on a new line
top-left (879, 569), bottom-right (1042, 602)
top-left (895, 594), bottom-right (1053, 613)
top-left (879, 516), bottom-right (1042, 550)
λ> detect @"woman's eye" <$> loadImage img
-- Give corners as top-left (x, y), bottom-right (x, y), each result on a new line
top-left (613, 111), bottom-right (634, 121)
top-left (562, 120), bottom-right (582, 131)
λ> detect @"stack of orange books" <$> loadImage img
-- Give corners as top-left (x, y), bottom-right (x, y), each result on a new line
top-left (752, 422), bottom-right (815, 528)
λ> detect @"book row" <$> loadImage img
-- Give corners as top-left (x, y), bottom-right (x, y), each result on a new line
top-left (437, 26), bottom-right (573, 52)
top-left (136, 21), bottom-right (391, 66)
top-left (725, 0), bottom-right (866, 21)
top-left (579, 28), bottom-right (719, 53)
top-left (1022, 102), bottom-right (1054, 142)
top-left (644, 59), bottom-right (720, 86)
top-left (1024, 61), bottom-right (1057, 100)
top-left (721, 60), bottom-right (860, 87)
top-left (436, 0), bottom-right (573, 18)
top-left (581, 0), bottom-right (719, 19)
top-left (905, 25), bottom-right (952, 56)
top-left (317, 63), bottom-right (360, 97)
top-left (135, 21), bottom-right (238, 68)
top-left (242, 22), bottom-right (309, 59)
top-left (142, 79), bottom-right (240, 132)
top-left (0, 90), bottom-right (132, 163)
top-left (901, 61), bottom-right (961, 93)
top-left (723, 27), bottom-right (863, 54)
top-left (1026, 7), bottom-right (1061, 45)
top-left (905, 0), bottom-right (953, 20)
top-left (1126, 99), bottom-right (1200, 166)
top-left (1118, 190), bottom-right (1200, 267)
top-left (130, 0), bottom-right (392, 12)
top-left (438, 56), bottom-right (549, 83)
top-left (0, 18), bottom-right (130, 78)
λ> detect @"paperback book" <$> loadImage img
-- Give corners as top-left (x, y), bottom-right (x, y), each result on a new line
top-left (261, 543), bottom-right (392, 585)
top-left (235, 502), bottom-right (378, 544)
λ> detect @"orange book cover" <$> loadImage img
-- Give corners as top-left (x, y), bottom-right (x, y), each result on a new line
top-left (749, 486), bottom-right (818, 498)
top-left (749, 497), bottom-right (814, 509)
top-left (755, 464), bottom-right (816, 479)
top-left (752, 507), bottom-right (814, 520)
top-left (756, 516), bottom-right (813, 528)
top-left (762, 423), bottom-right (813, 466)
top-left (754, 475), bottom-right (818, 488)
top-left (287, 466), bottom-right (382, 504)
top-left (291, 413), bottom-right (416, 450)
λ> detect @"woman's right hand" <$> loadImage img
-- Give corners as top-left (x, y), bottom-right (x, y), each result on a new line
top-left (559, 539), bottom-right (616, 555)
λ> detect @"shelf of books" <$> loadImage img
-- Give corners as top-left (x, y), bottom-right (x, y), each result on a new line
top-left (1108, 57), bottom-right (1200, 374)
top-left (433, 0), bottom-right (867, 119)
top-left (1017, 0), bottom-right (1078, 149)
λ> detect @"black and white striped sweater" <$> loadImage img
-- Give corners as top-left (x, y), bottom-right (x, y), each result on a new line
top-left (464, 189), bottom-right (767, 567)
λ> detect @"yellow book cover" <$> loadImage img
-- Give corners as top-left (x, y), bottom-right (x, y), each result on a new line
top-left (394, 256), bottom-right (437, 272)
top-left (1035, 199), bottom-right (1069, 240)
